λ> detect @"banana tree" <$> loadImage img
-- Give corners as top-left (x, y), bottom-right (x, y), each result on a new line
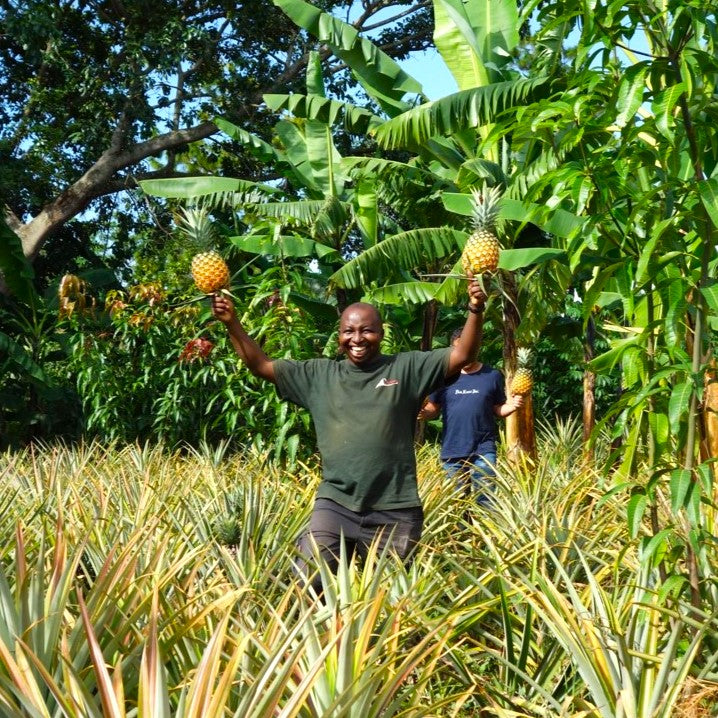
top-left (267, 0), bottom-right (571, 462)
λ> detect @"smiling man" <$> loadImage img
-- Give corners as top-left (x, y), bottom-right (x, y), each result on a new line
top-left (211, 285), bottom-right (485, 594)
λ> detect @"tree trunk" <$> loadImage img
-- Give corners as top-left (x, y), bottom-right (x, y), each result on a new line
top-left (700, 356), bottom-right (718, 482)
top-left (5, 121), bottom-right (219, 275)
top-left (583, 314), bottom-right (596, 462)
top-left (501, 271), bottom-right (528, 464)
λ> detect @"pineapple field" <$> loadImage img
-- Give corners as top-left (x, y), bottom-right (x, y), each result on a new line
top-left (3, 0), bottom-right (718, 715)
top-left (2, 427), bottom-right (718, 717)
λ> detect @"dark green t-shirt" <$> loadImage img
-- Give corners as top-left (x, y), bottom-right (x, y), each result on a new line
top-left (274, 349), bottom-right (451, 511)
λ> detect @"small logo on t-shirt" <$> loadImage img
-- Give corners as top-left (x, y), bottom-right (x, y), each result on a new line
top-left (455, 388), bottom-right (481, 395)
top-left (376, 378), bottom-right (399, 388)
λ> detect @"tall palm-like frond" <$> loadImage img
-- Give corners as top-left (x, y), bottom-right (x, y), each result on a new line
top-left (373, 78), bottom-right (552, 151)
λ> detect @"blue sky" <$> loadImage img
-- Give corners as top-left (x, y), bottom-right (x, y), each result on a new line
top-left (399, 48), bottom-right (458, 100)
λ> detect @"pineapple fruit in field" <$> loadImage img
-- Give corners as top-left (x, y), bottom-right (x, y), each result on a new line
top-left (510, 347), bottom-right (534, 396)
top-left (461, 184), bottom-right (502, 277)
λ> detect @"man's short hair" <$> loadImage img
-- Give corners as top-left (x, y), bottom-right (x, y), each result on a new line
top-left (450, 328), bottom-right (463, 343)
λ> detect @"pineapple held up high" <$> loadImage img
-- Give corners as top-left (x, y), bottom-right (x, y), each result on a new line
top-left (191, 251), bottom-right (229, 294)
top-left (461, 184), bottom-right (502, 277)
top-left (176, 207), bottom-right (230, 295)
top-left (510, 347), bottom-right (534, 396)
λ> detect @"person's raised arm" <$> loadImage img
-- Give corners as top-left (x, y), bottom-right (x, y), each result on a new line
top-left (446, 278), bottom-right (486, 376)
top-left (211, 294), bottom-right (276, 384)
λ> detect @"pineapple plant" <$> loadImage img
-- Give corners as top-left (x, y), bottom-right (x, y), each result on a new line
top-left (461, 184), bottom-right (503, 277)
top-left (510, 347), bottom-right (534, 396)
top-left (176, 206), bottom-right (231, 295)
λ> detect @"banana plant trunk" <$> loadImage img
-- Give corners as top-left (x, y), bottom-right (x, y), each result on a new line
top-left (502, 271), bottom-right (535, 462)
top-left (700, 356), bottom-right (718, 482)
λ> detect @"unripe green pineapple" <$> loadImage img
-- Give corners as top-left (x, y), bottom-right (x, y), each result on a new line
top-left (510, 347), bottom-right (534, 396)
top-left (461, 184), bottom-right (502, 277)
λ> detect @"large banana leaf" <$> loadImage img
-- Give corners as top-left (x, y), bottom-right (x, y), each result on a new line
top-left (305, 118), bottom-right (345, 197)
top-left (433, 0), bottom-right (519, 91)
top-left (271, 0), bottom-right (422, 116)
top-left (264, 94), bottom-right (384, 135)
top-left (214, 117), bottom-right (314, 194)
top-left (251, 198), bottom-right (349, 238)
top-left (229, 233), bottom-right (341, 261)
top-left (374, 77), bottom-right (551, 149)
top-left (354, 177), bottom-right (378, 249)
top-left (366, 277), bottom-right (465, 307)
top-left (214, 117), bottom-right (282, 164)
top-left (139, 176), bottom-right (280, 199)
top-left (341, 157), bottom-right (440, 184)
top-left (0, 219), bottom-right (37, 306)
top-left (442, 193), bottom-right (584, 239)
top-left (329, 227), bottom-right (466, 289)
top-left (498, 247), bottom-right (566, 270)
top-left (275, 119), bottom-right (320, 194)
top-left (0, 332), bottom-right (49, 384)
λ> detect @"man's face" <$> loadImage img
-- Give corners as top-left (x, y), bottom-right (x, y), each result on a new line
top-left (338, 304), bottom-right (384, 366)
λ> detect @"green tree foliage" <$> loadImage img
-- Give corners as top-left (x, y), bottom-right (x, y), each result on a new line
top-left (61, 267), bottom-right (326, 463)
top-left (0, 0), bottom-right (433, 292)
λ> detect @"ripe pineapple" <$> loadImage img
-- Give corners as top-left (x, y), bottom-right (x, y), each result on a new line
top-left (461, 184), bottom-right (502, 277)
top-left (191, 251), bottom-right (229, 294)
top-left (175, 206), bottom-right (231, 294)
top-left (510, 347), bottom-right (534, 396)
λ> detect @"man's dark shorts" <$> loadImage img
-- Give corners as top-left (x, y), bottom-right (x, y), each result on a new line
top-left (296, 498), bottom-right (424, 592)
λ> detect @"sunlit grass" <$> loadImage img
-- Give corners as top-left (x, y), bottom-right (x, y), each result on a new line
top-left (0, 429), bottom-right (714, 716)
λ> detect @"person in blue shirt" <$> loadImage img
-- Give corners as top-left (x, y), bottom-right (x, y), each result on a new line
top-left (419, 328), bottom-right (523, 505)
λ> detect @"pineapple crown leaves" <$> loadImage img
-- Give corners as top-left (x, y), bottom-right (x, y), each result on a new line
top-left (516, 346), bottom-right (535, 368)
top-left (174, 206), bottom-right (218, 251)
top-left (469, 183), bottom-right (503, 233)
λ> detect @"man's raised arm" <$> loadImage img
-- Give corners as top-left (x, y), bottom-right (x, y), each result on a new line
top-left (446, 278), bottom-right (486, 376)
top-left (211, 295), bottom-right (276, 383)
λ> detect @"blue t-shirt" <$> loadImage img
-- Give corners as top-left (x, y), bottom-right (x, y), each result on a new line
top-left (429, 365), bottom-right (506, 460)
